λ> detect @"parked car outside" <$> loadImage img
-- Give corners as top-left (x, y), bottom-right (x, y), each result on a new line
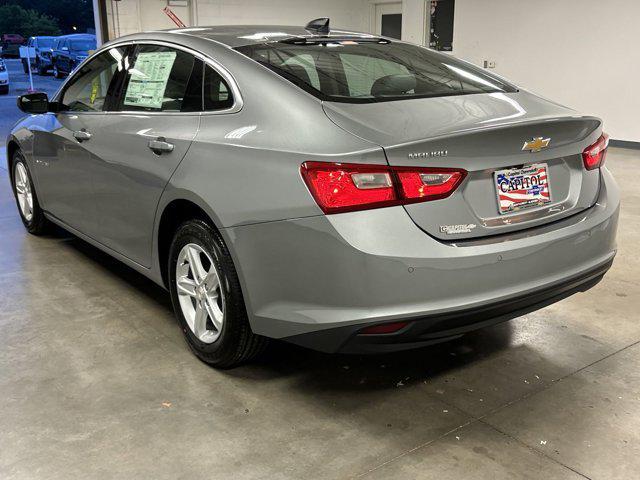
top-left (22, 36), bottom-right (56, 75)
top-left (7, 22), bottom-right (620, 367)
top-left (52, 34), bottom-right (96, 78)
top-left (22, 37), bottom-right (56, 75)
top-left (0, 58), bottom-right (9, 94)
top-left (1, 33), bottom-right (25, 58)
top-left (2, 34), bottom-right (24, 44)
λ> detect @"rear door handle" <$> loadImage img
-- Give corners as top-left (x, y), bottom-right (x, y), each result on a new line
top-left (73, 129), bottom-right (92, 142)
top-left (148, 137), bottom-right (174, 155)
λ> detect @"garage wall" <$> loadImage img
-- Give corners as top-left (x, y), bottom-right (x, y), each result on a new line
top-left (452, 0), bottom-right (640, 142)
top-left (192, 0), bottom-right (370, 30)
top-left (105, 0), bottom-right (370, 38)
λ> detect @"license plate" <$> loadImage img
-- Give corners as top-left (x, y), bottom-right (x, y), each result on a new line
top-left (494, 163), bottom-right (551, 214)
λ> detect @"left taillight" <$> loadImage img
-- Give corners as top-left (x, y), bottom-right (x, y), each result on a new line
top-left (301, 161), bottom-right (467, 214)
top-left (582, 133), bottom-right (609, 170)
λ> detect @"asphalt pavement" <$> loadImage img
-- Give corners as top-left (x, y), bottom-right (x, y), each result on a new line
top-left (0, 59), bottom-right (64, 152)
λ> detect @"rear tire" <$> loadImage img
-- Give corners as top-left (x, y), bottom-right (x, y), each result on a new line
top-left (0, 85), bottom-right (7, 95)
top-left (168, 219), bottom-right (269, 368)
top-left (11, 151), bottom-right (51, 235)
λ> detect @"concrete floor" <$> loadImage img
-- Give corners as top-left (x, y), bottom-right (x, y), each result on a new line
top-left (0, 147), bottom-right (638, 480)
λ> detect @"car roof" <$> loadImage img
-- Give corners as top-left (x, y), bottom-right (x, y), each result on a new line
top-left (157, 25), bottom-right (378, 48)
top-left (57, 34), bottom-right (96, 40)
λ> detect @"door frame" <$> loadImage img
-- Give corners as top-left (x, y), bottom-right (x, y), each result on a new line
top-left (369, 0), bottom-right (403, 37)
top-left (368, 0), bottom-right (431, 45)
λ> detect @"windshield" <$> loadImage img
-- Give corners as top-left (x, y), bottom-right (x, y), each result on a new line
top-left (237, 40), bottom-right (517, 103)
top-left (70, 40), bottom-right (96, 51)
top-left (38, 38), bottom-right (54, 48)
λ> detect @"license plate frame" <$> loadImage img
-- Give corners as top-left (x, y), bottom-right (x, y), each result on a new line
top-left (494, 163), bottom-right (551, 215)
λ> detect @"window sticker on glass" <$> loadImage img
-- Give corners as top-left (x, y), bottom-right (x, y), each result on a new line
top-left (124, 51), bottom-right (176, 109)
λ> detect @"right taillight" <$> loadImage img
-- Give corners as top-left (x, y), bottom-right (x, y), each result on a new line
top-left (582, 133), bottom-right (609, 170)
top-left (395, 167), bottom-right (467, 203)
top-left (301, 162), bottom-right (466, 214)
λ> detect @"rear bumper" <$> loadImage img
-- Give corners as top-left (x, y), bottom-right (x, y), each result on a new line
top-left (226, 167), bottom-right (619, 353)
top-left (286, 257), bottom-right (612, 353)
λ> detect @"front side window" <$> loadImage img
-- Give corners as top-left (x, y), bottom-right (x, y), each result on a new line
top-left (38, 38), bottom-right (54, 49)
top-left (70, 39), bottom-right (96, 51)
top-left (237, 40), bottom-right (517, 103)
top-left (61, 47), bottom-right (125, 112)
top-left (121, 45), bottom-right (195, 112)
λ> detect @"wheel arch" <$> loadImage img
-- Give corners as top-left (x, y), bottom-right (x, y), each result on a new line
top-left (6, 138), bottom-right (21, 186)
top-left (156, 195), bottom-right (228, 290)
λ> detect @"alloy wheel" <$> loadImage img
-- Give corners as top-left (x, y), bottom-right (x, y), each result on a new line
top-left (176, 243), bottom-right (225, 344)
top-left (14, 162), bottom-right (33, 222)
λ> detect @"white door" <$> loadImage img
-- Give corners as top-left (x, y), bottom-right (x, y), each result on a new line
top-left (375, 2), bottom-right (403, 40)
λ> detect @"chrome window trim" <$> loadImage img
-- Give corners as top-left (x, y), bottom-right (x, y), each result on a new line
top-left (55, 39), bottom-right (243, 116)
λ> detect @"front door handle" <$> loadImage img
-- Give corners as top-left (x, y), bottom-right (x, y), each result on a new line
top-left (148, 137), bottom-right (174, 155)
top-left (73, 129), bottom-right (92, 142)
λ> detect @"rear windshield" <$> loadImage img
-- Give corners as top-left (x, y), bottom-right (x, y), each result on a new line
top-left (237, 40), bottom-right (517, 103)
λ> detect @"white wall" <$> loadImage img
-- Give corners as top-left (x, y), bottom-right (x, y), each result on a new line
top-left (193, 0), bottom-right (370, 30)
top-left (106, 0), bottom-right (370, 38)
top-left (452, 0), bottom-right (640, 142)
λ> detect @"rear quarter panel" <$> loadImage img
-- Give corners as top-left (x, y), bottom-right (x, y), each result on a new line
top-left (162, 41), bottom-right (387, 228)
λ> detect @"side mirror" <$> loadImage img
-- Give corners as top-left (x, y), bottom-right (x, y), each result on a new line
top-left (17, 92), bottom-right (50, 114)
top-left (62, 47), bottom-right (69, 51)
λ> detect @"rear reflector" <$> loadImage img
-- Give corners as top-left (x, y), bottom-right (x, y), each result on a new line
top-left (582, 133), bottom-right (609, 170)
top-left (359, 321), bottom-right (409, 335)
top-left (301, 162), bottom-right (467, 214)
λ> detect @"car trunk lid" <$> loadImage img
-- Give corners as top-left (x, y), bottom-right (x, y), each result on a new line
top-left (323, 91), bottom-right (603, 240)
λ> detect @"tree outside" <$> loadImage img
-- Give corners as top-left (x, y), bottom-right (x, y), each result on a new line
top-left (0, 0), bottom-right (94, 39)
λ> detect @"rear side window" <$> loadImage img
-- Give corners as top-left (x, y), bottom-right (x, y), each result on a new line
top-left (179, 60), bottom-right (236, 112)
top-left (204, 65), bottom-right (234, 111)
top-left (121, 45), bottom-right (196, 112)
top-left (238, 40), bottom-right (517, 103)
top-left (61, 47), bottom-right (124, 112)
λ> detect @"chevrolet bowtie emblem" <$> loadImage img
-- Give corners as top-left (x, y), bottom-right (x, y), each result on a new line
top-left (522, 137), bottom-right (551, 153)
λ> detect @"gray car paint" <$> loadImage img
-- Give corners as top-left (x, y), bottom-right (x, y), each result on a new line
top-left (323, 93), bottom-right (602, 239)
top-left (227, 168), bottom-right (618, 341)
top-left (6, 26), bottom-right (619, 345)
top-left (90, 112), bottom-right (200, 267)
top-left (29, 112), bottom-right (103, 234)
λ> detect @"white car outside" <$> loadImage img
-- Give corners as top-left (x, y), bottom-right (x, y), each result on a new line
top-left (0, 60), bottom-right (9, 94)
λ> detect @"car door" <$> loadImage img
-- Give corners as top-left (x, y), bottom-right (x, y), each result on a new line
top-left (59, 39), bottom-right (71, 73)
top-left (33, 46), bottom-right (128, 235)
top-left (89, 43), bottom-right (202, 267)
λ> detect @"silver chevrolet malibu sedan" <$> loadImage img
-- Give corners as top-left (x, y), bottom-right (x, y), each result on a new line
top-left (7, 20), bottom-right (619, 367)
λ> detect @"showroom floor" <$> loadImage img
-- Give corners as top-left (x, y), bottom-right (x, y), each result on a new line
top-left (0, 148), bottom-right (638, 480)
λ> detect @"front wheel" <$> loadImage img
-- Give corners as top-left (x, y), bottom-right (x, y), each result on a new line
top-left (53, 65), bottom-right (63, 79)
top-left (11, 151), bottom-right (51, 235)
top-left (36, 58), bottom-right (47, 75)
top-left (168, 219), bottom-right (269, 368)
